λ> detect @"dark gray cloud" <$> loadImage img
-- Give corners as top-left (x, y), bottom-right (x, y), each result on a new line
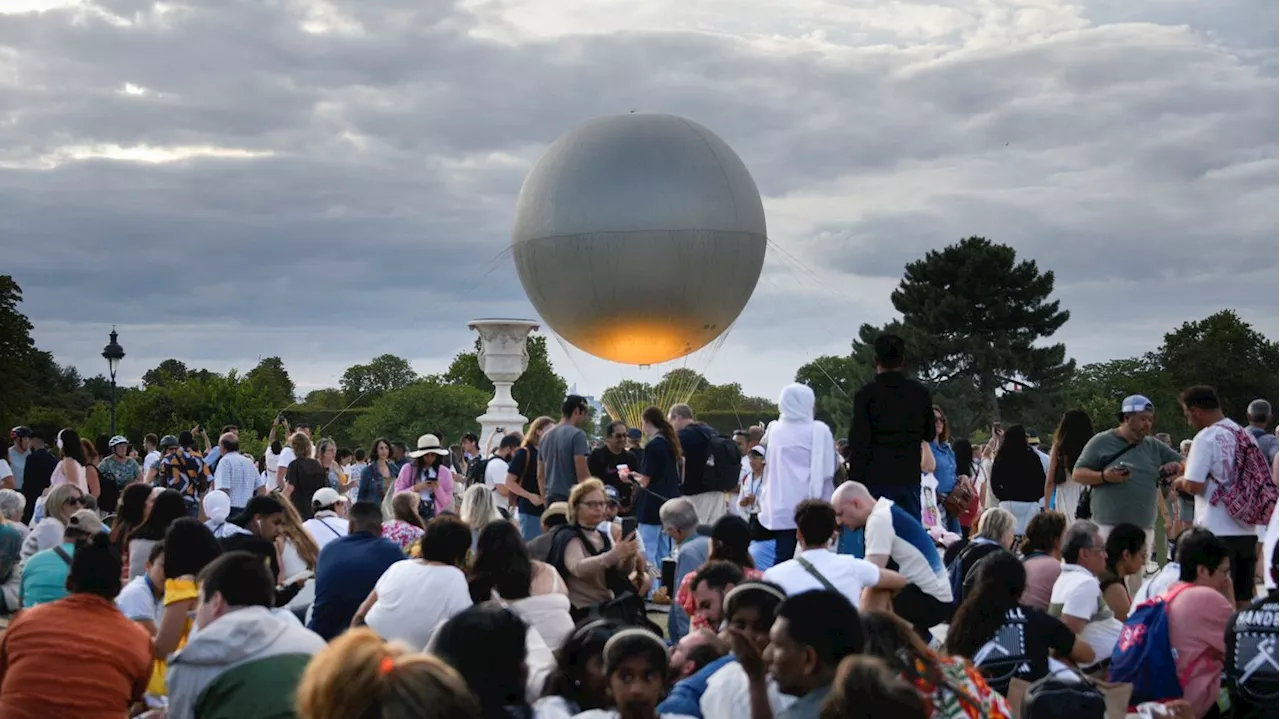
top-left (0, 0), bottom-right (1275, 399)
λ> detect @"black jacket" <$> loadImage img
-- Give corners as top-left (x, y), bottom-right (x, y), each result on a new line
top-left (21, 449), bottom-right (57, 524)
top-left (846, 371), bottom-right (935, 488)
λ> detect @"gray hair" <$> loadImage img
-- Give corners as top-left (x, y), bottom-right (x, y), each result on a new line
top-left (1248, 399), bottom-right (1272, 423)
top-left (974, 507), bottom-right (1016, 544)
top-left (658, 497), bottom-right (699, 533)
top-left (1062, 519), bottom-right (1100, 565)
top-left (668, 404), bottom-right (694, 421)
top-left (0, 489), bottom-right (25, 521)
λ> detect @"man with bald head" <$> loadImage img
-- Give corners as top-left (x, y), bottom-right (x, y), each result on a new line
top-left (212, 431), bottom-right (262, 516)
top-left (833, 481), bottom-right (952, 639)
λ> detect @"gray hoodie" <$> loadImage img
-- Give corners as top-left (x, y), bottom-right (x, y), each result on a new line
top-left (167, 605), bottom-right (326, 719)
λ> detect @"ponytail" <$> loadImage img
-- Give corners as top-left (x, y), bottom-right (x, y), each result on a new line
top-left (641, 406), bottom-right (682, 462)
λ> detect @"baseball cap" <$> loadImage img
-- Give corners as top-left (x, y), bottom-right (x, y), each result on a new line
top-left (159, 435), bottom-right (180, 449)
top-left (604, 485), bottom-right (620, 504)
top-left (749, 445), bottom-right (765, 457)
top-left (1026, 430), bottom-right (1041, 446)
top-left (9, 426), bottom-right (31, 439)
top-left (109, 435), bottom-right (129, 448)
top-left (67, 508), bottom-right (105, 535)
top-left (627, 428), bottom-right (642, 441)
top-left (311, 487), bottom-right (348, 509)
top-left (1120, 395), bottom-right (1154, 414)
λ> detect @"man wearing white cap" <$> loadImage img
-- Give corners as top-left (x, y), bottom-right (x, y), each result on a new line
top-left (302, 487), bottom-right (349, 551)
top-left (1072, 394), bottom-right (1183, 592)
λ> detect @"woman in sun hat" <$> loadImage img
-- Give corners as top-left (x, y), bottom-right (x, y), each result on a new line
top-left (394, 435), bottom-right (455, 522)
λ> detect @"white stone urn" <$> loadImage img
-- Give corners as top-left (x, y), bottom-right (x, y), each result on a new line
top-left (468, 318), bottom-right (541, 447)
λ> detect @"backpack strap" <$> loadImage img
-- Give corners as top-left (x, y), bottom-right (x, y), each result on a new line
top-left (795, 556), bottom-right (838, 593)
top-left (52, 545), bottom-right (73, 566)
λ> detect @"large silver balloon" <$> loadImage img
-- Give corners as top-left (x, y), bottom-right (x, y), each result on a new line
top-left (512, 114), bottom-right (767, 365)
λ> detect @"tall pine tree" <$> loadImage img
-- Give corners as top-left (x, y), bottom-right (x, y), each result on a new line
top-left (862, 237), bottom-right (1073, 425)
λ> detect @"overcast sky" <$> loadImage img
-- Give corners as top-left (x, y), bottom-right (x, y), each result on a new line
top-left (2, 0), bottom-right (1276, 403)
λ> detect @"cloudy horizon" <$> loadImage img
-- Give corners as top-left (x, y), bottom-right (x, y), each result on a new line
top-left (2, 0), bottom-right (1276, 402)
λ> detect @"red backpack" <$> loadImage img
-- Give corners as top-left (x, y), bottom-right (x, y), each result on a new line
top-left (1211, 427), bottom-right (1278, 526)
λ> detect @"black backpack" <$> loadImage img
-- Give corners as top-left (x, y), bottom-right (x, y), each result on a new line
top-left (1021, 669), bottom-right (1107, 719)
top-left (1225, 594), bottom-right (1279, 717)
top-left (694, 424), bottom-right (742, 492)
top-left (466, 456), bottom-right (492, 487)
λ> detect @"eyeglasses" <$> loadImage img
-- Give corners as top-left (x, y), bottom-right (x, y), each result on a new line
top-left (579, 500), bottom-right (606, 510)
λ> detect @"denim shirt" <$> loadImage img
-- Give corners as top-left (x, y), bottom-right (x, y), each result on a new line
top-left (930, 440), bottom-right (957, 495)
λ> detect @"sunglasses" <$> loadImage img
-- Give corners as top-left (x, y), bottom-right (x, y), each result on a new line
top-left (66, 497), bottom-right (85, 506)
top-left (611, 433), bottom-right (627, 439)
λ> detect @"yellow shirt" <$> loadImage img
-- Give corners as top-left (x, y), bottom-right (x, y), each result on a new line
top-left (145, 578), bottom-right (199, 696)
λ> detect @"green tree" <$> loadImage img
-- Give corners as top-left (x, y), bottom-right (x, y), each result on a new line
top-left (245, 356), bottom-right (296, 408)
top-left (351, 379), bottom-right (490, 446)
top-left (341, 354), bottom-right (419, 404)
top-left (0, 276), bottom-right (38, 432)
top-left (795, 353), bottom-right (872, 430)
top-left (442, 336), bottom-right (568, 420)
top-left (303, 388), bottom-right (346, 410)
top-left (142, 359), bottom-right (191, 388)
top-left (1156, 310), bottom-right (1279, 421)
top-left (82, 375), bottom-right (113, 403)
top-left (871, 236), bottom-right (1073, 425)
top-left (1066, 356), bottom-right (1183, 440)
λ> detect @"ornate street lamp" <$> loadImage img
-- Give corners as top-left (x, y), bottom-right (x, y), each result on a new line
top-left (101, 328), bottom-right (125, 435)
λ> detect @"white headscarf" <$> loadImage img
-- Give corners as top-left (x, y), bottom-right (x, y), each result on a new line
top-left (759, 384), bottom-right (837, 531)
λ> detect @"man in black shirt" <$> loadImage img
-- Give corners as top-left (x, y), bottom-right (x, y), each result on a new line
top-left (588, 420), bottom-right (641, 514)
top-left (847, 334), bottom-right (935, 521)
top-left (20, 430), bottom-right (57, 525)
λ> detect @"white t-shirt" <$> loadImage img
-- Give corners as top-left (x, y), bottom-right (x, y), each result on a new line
top-left (277, 446), bottom-right (297, 473)
top-left (1049, 563), bottom-right (1120, 666)
top-left (303, 514), bottom-right (349, 552)
top-left (0, 459), bottom-right (11, 485)
top-left (264, 449), bottom-right (282, 491)
top-left (143, 450), bottom-right (161, 475)
top-left (484, 455), bottom-right (510, 512)
top-left (115, 575), bottom-right (161, 624)
top-left (764, 548), bottom-right (882, 607)
top-left (365, 561), bottom-right (472, 650)
top-left (1264, 501), bottom-right (1279, 591)
top-left (700, 660), bottom-right (794, 719)
top-left (1185, 418), bottom-right (1256, 537)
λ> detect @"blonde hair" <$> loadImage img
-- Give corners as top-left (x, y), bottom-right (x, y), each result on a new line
top-left (524, 416), bottom-right (554, 448)
top-left (975, 507), bottom-right (1016, 544)
top-left (274, 491), bottom-right (321, 568)
top-left (290, 432), bottom-right (313, 461)
top-left (295, 628), bottom-right (481, 719)
top-left (460, 485), bottom-right (503, 530)
top-left (45, 483), bottom-right (84, 526)
top-left (567, 478), bottom-right (606, 525)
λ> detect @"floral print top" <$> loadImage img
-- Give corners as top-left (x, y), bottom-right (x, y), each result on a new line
top-left (382, 519), bottom-right (424, 554)
top-left (907, 654), bottom-right (1012, 719)
top-left (97, 455), bottom-right (141, 489)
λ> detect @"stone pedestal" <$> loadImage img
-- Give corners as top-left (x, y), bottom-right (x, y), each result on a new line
top-left (468, 319), bottom-right (541, 451)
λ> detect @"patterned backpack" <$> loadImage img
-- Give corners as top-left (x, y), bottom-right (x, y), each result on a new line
top-left (1212, 427), bottom-right (1278, 526)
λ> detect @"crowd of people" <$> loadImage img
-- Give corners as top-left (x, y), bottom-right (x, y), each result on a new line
top-left (0, 333), bottom-right (1275, 719)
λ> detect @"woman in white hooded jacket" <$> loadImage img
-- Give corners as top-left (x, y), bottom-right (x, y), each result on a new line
top-left (756, 384), bottom-right (836, 567)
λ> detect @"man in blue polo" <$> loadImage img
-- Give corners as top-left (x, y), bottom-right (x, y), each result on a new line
top-left (307, 501), bottom-right (404, 640)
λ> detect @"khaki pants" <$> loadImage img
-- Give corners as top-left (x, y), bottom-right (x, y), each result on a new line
top-left (687, 491), bottom-right (733, 526)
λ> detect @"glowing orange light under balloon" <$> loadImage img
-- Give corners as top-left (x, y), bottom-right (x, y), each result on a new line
top-left (567, 321), bottom-right (716, 366)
